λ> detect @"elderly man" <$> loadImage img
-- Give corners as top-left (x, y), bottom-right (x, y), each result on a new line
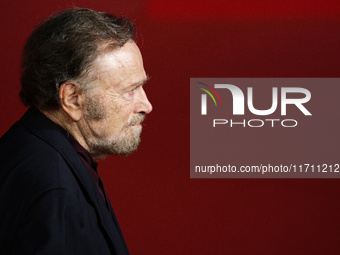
top-left (0, 8), bottom-right (152, 255)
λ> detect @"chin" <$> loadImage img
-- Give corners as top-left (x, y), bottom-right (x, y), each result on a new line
top-left (88, 134), bottom-right (141, 159)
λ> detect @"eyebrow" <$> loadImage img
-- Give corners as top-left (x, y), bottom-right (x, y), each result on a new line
top-left (131, 75), bottom-right (150, 88)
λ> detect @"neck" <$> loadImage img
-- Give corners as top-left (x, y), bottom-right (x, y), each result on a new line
top-left (41, 108), bottom-right (91, 154)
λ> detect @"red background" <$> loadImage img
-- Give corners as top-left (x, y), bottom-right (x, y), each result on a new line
top-left (1, 0), bottom-right (340, 254)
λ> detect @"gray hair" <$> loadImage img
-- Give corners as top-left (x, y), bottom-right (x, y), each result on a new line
top-left (20, 8), bottom-right (136, 110)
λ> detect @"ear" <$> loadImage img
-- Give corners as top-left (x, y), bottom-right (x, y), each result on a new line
top-left (59, 82), bottom-right (84, 121)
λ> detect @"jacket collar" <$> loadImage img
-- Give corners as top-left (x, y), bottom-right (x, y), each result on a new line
top-left (19, 107), bottom-right (129, 255)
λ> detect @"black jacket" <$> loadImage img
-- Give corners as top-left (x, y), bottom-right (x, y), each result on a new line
top-left (0, 107), bottom-right (129, 255)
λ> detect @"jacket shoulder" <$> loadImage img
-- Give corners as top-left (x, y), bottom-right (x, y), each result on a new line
top-left (0, 118), bottom-right (79, 201)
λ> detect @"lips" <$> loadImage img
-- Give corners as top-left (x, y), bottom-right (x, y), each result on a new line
top-left (128, 114), bottom-right (145, 126)
top-left (130, 123), bottom-right (141, 127)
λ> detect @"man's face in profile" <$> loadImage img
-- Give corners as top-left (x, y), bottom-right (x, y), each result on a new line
top-left (77, 40), bottom-right (152, 158)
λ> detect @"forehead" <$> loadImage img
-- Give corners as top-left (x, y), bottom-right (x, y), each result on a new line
top-left (90, 41), bottom-right (146, 90)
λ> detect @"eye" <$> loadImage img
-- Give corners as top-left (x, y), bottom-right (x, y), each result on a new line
top-left (127, 88), bottom-right (136, 96)
top-left (124, 88), bottom-right (136, 100)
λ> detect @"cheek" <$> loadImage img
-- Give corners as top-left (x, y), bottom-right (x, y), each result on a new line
top-left (98, 95), bottom-right (135, 132)
top-left (111, 101), bottom-right (133, 123)
top-left (103, 108), bottom-right (127, 132)
top-left (84, 93), bottom-right (108, 121)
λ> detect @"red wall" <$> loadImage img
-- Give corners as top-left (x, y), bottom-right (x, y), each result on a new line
top-left (1, 1), bottom-right (340, 254)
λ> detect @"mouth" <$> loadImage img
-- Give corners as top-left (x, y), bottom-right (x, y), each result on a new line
top-left (130, 123), bottom-right (141, 127)
top-left (127, 115), bottom-right (145, 127)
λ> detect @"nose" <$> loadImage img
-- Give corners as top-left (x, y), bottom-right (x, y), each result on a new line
top-left (134, 87), bottom-right (153, 114)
